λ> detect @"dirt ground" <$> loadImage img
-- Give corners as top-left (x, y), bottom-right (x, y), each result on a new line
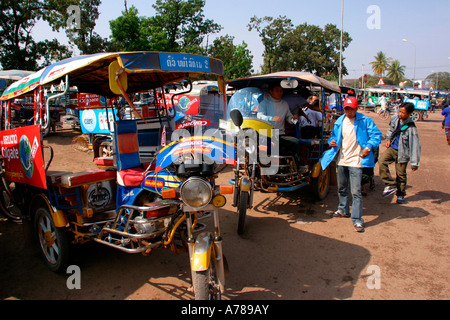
top-left (0, 110), bottom-right (449, 301)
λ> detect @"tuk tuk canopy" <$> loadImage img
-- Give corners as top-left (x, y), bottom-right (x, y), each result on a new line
top-left (227, 71), bottom-right (341, 93)
top-left (1, 52), bottom-right (224, 101)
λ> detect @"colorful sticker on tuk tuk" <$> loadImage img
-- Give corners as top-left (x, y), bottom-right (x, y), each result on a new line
top-left (0, 125), bottom-right (46, 189)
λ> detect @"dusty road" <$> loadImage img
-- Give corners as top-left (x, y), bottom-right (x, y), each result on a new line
top-left (0, 110), bottom-right (449, 301)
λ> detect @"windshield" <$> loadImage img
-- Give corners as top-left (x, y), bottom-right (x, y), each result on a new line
top-left (227, 87), bottom-right (264, 119)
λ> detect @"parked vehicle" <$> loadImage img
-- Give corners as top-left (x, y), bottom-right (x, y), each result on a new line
top-left (0, 52), bottom-right (233, 300)
top-left (400, 89), bottom-right (432, 121)
top-left (220, 71), bottom-right (341, 234)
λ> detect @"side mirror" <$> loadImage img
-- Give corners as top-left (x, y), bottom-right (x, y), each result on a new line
top-left (230, 109), bottom-right (243, 128)
top-left (280, 79), bottom-right (298, 89)
top-left (109, 60), bottom-right (128, 95)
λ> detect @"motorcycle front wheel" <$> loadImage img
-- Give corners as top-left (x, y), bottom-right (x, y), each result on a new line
top-left (192, 253), bottom-right (221, 300)
top-left (237, 190), bottom-right (249, 235)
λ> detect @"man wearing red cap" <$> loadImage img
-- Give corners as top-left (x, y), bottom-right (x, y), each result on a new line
top-left (321, 97), bottom-right (382, 232)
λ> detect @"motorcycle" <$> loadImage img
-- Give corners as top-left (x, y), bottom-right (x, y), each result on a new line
top-left (0, 51), bottom-right (232, 300)
top-left (221, 72), bottom-right (341, 234)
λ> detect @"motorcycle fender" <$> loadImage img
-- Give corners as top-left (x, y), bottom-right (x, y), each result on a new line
top-left (52, 210), bottom-right (69, 228)
top-left (239, 176), bottom-right (251, 192)
top-left (311, 163), bottom-right (321, 178)
top-left (33, 194), bottom-right (68, 227)
top-left (191, 232), bottom-right (212, 272)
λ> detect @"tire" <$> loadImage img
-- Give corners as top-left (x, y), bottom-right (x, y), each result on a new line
top-left (34, 206), bottom-right (70, 273)
top-left (237, 191), bottom-right (248, 235)
top-left (378, 110), bottom-right (389, 120)
top-left (192, 251), bottom-right (221, 300)
top-left (311, 166), bottom-right (330, 200)
top-left (0, 180), bottom-right (22, 221)
top-left (411, 111), bottom-right (421, 122)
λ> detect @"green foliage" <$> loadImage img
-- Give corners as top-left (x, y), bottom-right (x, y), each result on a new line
top-left (249, 16), bottom-right (351, 77)
top-left (370, 51), bottom-right (392, 77)
top-left (0, 0), bottom-right (47, 70)
top-left (248, 16), bottom-right (293, 73)
top-left (44, 0), bottom-right (109, 54)
top-left (151, 0), bottom-right (222, 52)
top-left (386, 59), bottom-right (406, 85)
top-left (425, 72), bottom-right (450, 90)
top-left (110, 6), bottom-right (169, 51)
top-left (208, 35), bottom-right (253, 80)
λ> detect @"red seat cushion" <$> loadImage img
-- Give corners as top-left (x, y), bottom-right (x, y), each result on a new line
top-left (117, 168), bottom-right (145, 187)
top-left (58, 170), bottom-right (116, 187)
top-left (95, 157), bottom-right (114, 167)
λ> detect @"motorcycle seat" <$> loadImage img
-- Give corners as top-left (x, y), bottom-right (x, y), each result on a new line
top-left (117, 168), bottom-right (145, 187)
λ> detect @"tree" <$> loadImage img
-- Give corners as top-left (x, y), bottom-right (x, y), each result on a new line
top-left (0, 0), bottom-right (70, 70)
top-left (386, 59), bottom-right (405, 85)
top-left (208, 35), bottom-right (253, 80)
top-left (249, 17), bottom-right (351, 77)
top-left (425, 72), bottom-right (450, 91)
top-left (44, 0), bottom-right (109, 54)
top-left (275, 23), bottom-right (351, 77)
top-left (248, 16), bottom-right (293, 74)
top-left (110, 6), bottom-right (168, 51)
top-left (370, 51), bottom-right (391, 76)
top-left (150, 0), bottom-right (222, 53)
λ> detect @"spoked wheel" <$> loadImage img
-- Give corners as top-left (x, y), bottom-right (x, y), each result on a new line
top-left (378, 110), bottom-right (390, 120)
top-left (34, 206), bottom-right (70, 273)
top-left (237, 191), bottom-right (249, 235)
top-left (311, 166), bottom-right (330, 200)
top-left (411, 111), bottom-right (421, 122)
top-left (192, 249), bottom-right (221, 300)
top-left (0, 180), bottom-right (22, 221)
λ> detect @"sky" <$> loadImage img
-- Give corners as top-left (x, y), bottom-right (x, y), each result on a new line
top-left (33, 0), bottom-right (450, 81)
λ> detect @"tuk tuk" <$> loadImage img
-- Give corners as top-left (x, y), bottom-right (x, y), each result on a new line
top-left (0, 51), bottom-right (234, 300)
top-left (400, 89), bottom-right (432, 121)
top-left (220, 71), bottom-right (341, 234)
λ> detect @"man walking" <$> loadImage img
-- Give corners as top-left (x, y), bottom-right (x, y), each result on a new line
top-left (321, 97), bottom-right (382, 232)
top-left (379, 102), bottom-right (421, 204)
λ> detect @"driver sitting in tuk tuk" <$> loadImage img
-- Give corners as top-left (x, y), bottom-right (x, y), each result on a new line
top-left (257, 83), bottom-right (308, 171)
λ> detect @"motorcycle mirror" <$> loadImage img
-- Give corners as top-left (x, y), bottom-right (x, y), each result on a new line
top-left (230, 109), bottom-right (243, 128)
top-left (280, 79), bottom-right (298, 89)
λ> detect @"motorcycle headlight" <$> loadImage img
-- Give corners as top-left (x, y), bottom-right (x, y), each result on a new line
top-left (180, 177), bottom-right (213, 208)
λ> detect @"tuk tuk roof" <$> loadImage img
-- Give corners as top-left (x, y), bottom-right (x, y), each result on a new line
top-left (1, 52), bottom-right (224, 101)
top-left (0, 69), bottom-right (34, 81)
top-left (227, 71), bottom-right (341, 93)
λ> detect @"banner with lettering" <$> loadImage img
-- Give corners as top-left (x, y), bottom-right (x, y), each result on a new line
top-left (0, 125), bottom-right (46, 189)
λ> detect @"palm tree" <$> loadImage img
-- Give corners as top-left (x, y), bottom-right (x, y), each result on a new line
top-left (370, 51), bottom-right (392, 77)
top-left (387, 60), bottom-right (406, 84)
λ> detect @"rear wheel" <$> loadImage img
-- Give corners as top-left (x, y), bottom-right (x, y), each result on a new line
top-left (34, 206), bottom-right (70, 273)
top-left (0, 179), bottom-right (22, 221)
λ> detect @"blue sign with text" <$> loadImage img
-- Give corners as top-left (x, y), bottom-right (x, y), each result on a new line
top-left (159, 53), bottom-right (211, 73)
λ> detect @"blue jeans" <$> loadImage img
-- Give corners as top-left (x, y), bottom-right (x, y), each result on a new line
top-left (337, 165), bottom-right (364, 225)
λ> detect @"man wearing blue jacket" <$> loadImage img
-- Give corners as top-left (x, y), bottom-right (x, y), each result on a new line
top-left (321, 97), bottom-right (382, 232)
